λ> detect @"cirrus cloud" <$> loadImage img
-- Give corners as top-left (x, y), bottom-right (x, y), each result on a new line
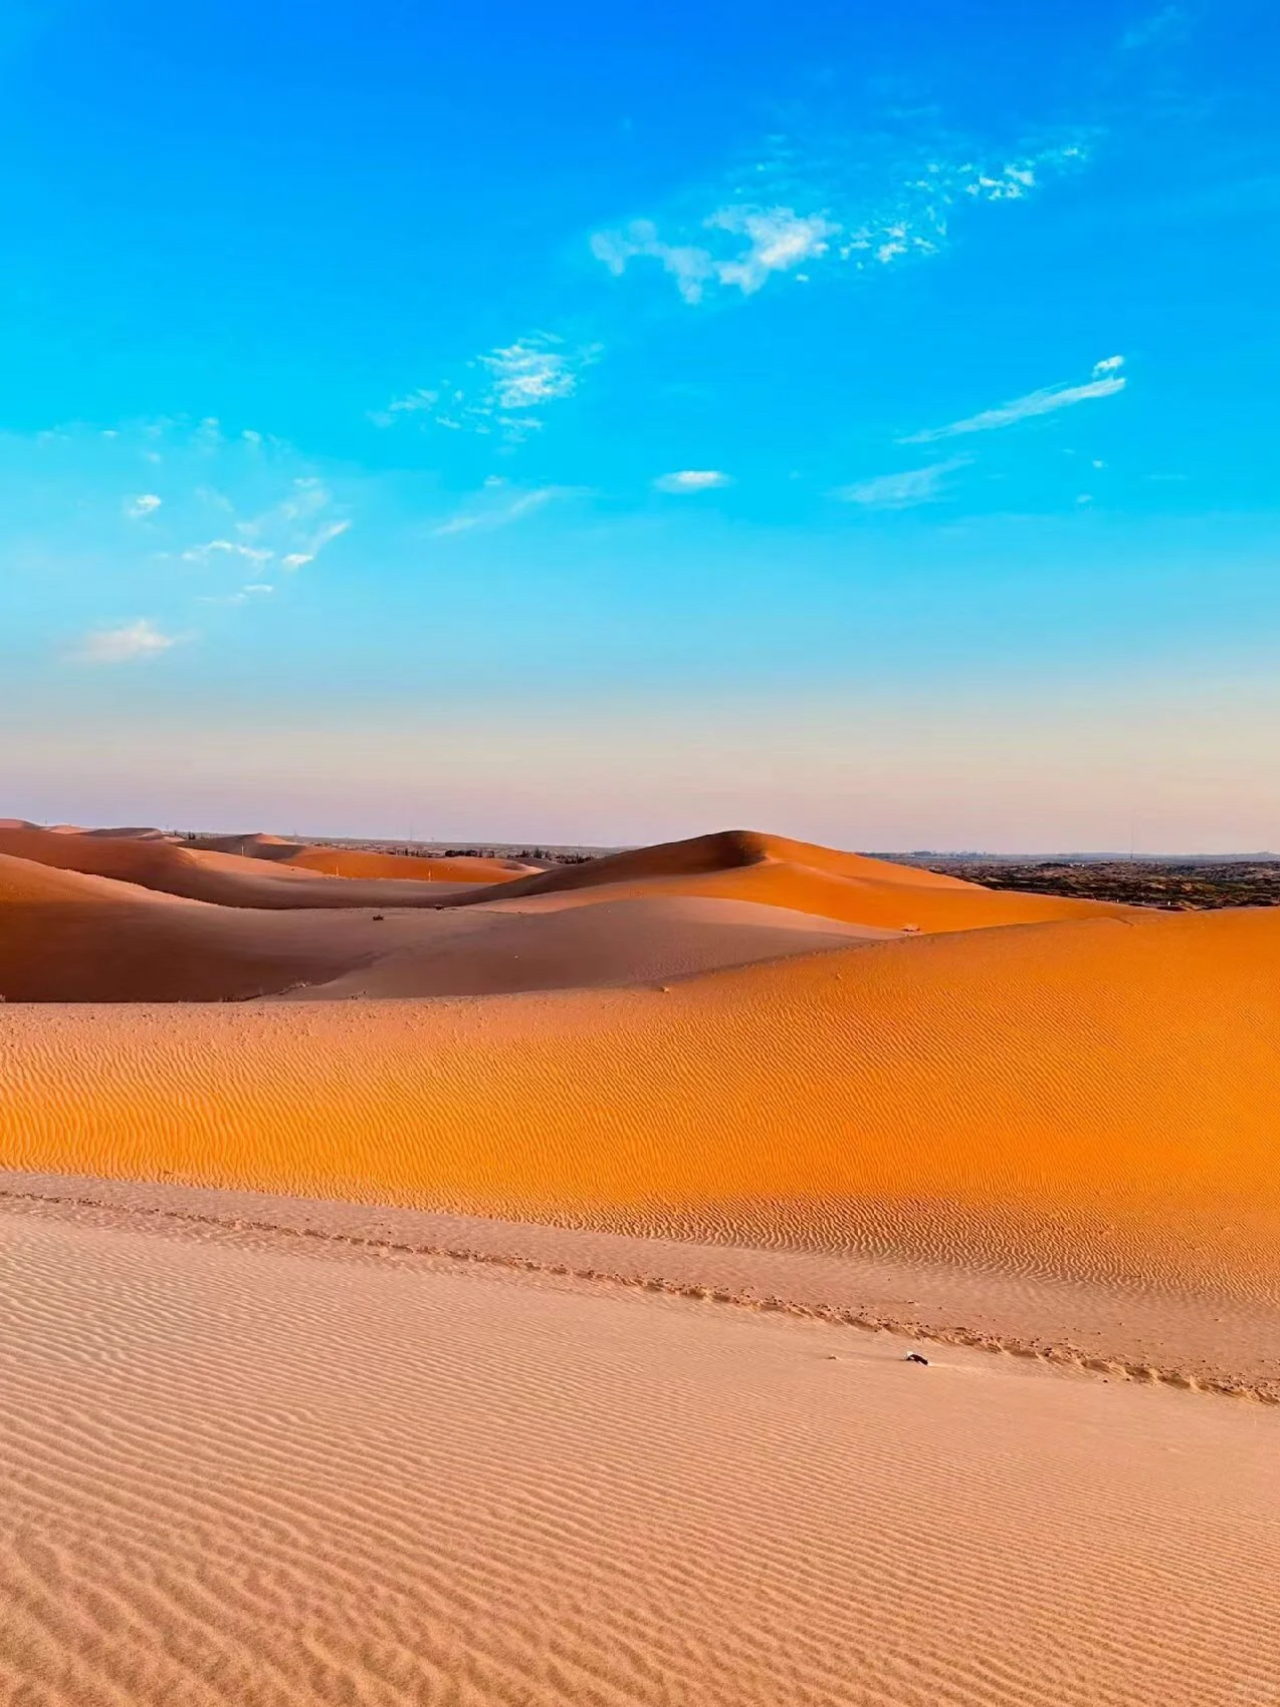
top-left (72, 618), bottom-right (178, 664)
top-left (901, 359), bottom-right (1127, 444)
top-left (834, 458), bottom-right (968, 509)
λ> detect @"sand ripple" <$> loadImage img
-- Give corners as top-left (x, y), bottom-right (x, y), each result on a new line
top-left (1, 1195), bottom-right (1277, 1706)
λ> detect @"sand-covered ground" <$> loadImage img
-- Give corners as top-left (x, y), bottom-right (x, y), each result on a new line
top-left (1, 820), bottom-right (1278, 1701)
top-left (1, 1185), bottom-right (1277, 1707)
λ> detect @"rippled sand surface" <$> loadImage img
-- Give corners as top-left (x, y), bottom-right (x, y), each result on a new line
top-left (2, 1187), bottom-right (1277, 1707)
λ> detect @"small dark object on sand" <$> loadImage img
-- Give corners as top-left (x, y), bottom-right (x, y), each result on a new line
top-left (904, 1352), bottom-right (929, 1366)
top-left (371, 914), bottom-right (385, 921)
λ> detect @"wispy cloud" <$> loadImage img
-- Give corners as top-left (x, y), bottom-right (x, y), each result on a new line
top-left (180, 538), bottom-right (275, 565)
top-left (653, 469), bottom-right (732, 493)
top-left (594, 209), bottom-right (835, 304)
top-left (833, 458), bottom-right (968, 509)
top-left (591, 133), bottom-right (1091, 305)
top-left (176, 479), bottom-right (350, 586)
top-left (72, 618), bottom-right (178, 664)
top-left (1119, 5), bottom-right (1189, 51)
top-left (431, 484), bottom-right (581, 538)
top-left (197, 583), bottom-right (276, 607)
top-left (901, 359), bottom-right (1127, 444)
top-left (125, 493), bottom-right (162, 519)
top-left (375, 333), bottom-right (600, 439)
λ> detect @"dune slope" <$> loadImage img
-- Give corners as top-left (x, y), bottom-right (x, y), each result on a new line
top-left (4, 905), bottom-right (1279, 1306)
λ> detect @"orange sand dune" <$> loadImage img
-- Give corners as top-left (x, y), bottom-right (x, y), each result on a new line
top-left (192, 831), bottom-right (533, 882)
top-left (436, 827), bottom-right (1138, 932)
top-left (0, 826), bottom-right (492, 910)
top-left (3, 1192), bottom-right (1276, 1707)
top-left (0, 851), bottom-right (881, 1001)
top-left (279, 844), bottom-right (537, 882)
top-left (0, 852), bottom-right (384, 1000)
top-left (186, 830), bottom-right (306, 856)
top-left (5, 903), bottom-right (1280, 1314)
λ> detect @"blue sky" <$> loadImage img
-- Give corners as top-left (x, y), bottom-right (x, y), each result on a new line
top-left (2, 0), bottom-right (1278, 849)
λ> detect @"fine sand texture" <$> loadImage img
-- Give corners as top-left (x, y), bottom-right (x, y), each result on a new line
top-left (0, 1186), bottom-right (1277, 1707)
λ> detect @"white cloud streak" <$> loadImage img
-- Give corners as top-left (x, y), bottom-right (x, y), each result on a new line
top-left (901, 361), bottom-right (1127, 443)
top-left (653, 469), bottom-right (732, 493)
top-left (126, 493), bottom-right (162, 519)
top-left (833, 459), bottom-right (968, 509)
top-left (73, 619), bottom-right (178, 664)
top-left (431, 485), bottom-right (579, 538)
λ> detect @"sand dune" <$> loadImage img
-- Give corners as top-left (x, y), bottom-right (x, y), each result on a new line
top-left (193, 831), bottom-right (536, 882)
top-left (4, 897), bottom-right (1280, 1321)
top-left (288, 894), bottom-right (888, 998)
top-left (433, 827), bottom-right (1139, 931)
top-left (0, 850), bottom-right (881, 1001)
top-left (0, 1189), bottom-right (1276, 1707)
top-left (0, 852), bottom-right (381, 1000)
top-left (5, 819), bottom-right (1278, 1363)
top-left (0, 826), bottom-right (491, 910)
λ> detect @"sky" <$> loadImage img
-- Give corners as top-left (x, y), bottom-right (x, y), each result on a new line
top-left (2, 0), bottom-right (1277, 850)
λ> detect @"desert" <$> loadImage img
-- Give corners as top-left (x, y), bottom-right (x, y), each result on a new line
top-left (1, 817), bottom-right (1278, 1704)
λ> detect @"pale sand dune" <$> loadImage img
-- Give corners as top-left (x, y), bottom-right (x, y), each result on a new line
top-left (4, 904), bottom-right (1280, 1369)
top-left (432, 827), bottom-right (1140, 931)
top-left (0, 1189), bottom-right (1277, 1707)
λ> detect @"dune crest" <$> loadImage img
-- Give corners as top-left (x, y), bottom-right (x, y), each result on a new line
top-left (429, 827), bottom-right (1140, 931)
